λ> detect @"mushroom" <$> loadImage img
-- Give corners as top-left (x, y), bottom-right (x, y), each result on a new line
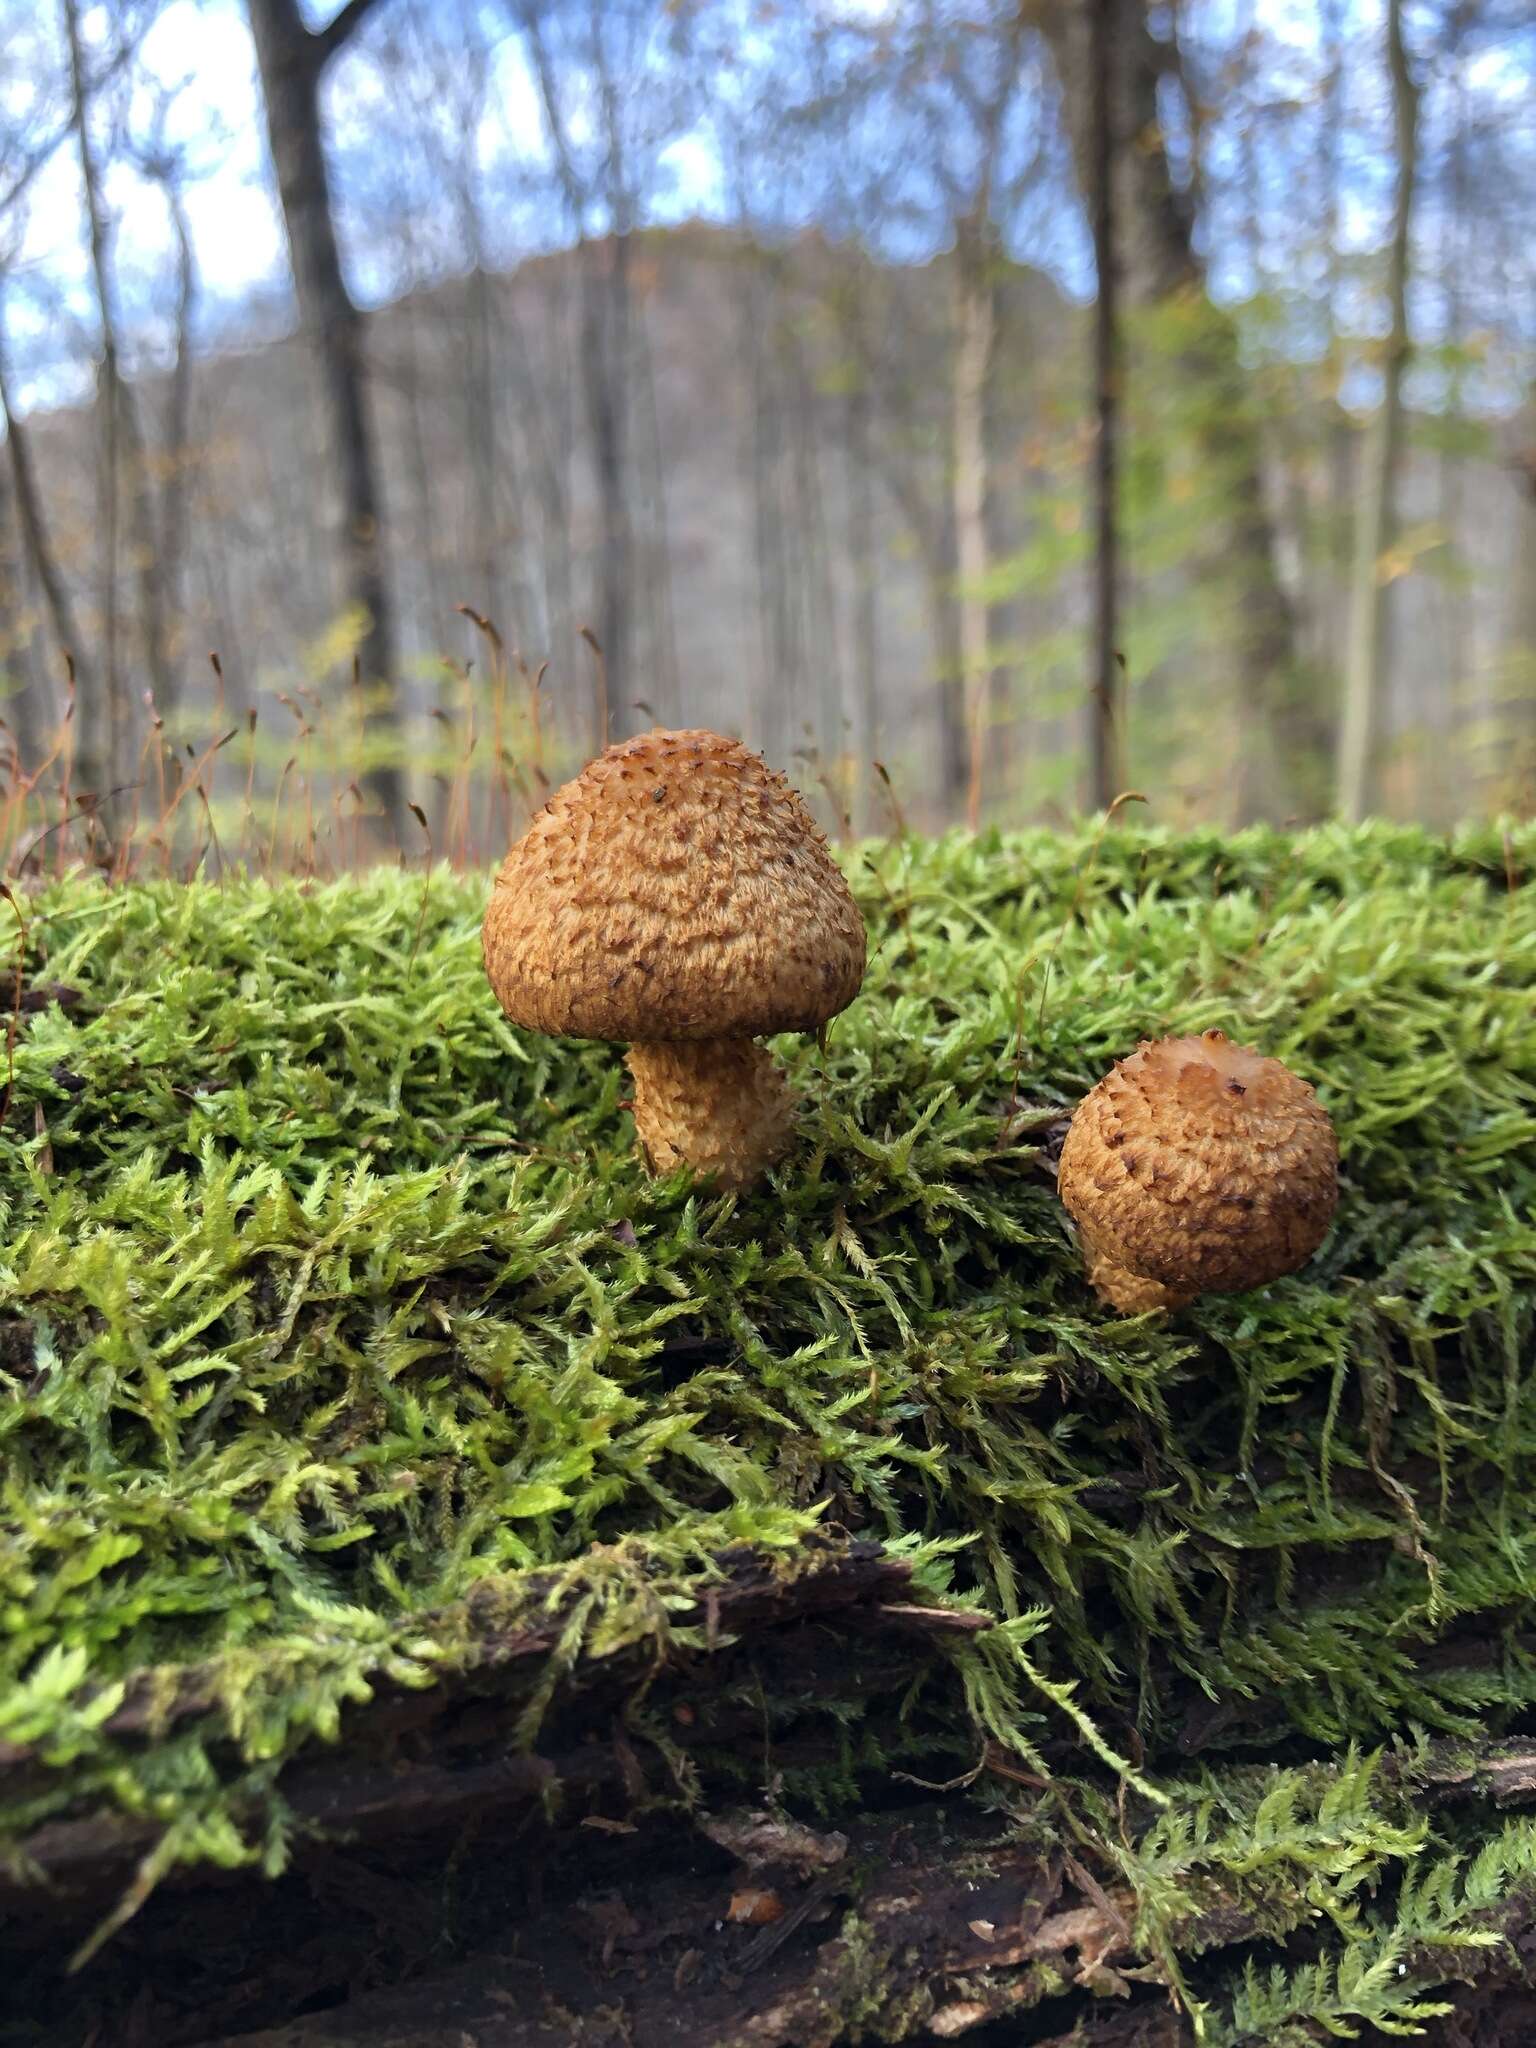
top-left (482, 728), bottom-right (866, 1191)
top-left (1056, 1029), bottom-right (1338, 1313)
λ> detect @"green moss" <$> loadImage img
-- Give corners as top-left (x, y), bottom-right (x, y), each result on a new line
top-left (2, 821), bottom-right (1535, 2022)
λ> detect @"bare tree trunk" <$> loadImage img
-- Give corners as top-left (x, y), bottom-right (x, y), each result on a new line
top-left (246, 0), bottom-right (403, 830)
top-left (952, 221), bottom-right (996, 831)
top-left (805, 261), bottom-right (966, 814)
top-left (157, 172), bottom-right (198, 720)
top-left (783, 324), bottom-right (841, 778)
top-left (1087, 0), bottom-right (1122, 813)
top-left (476, 283), bottom-right (539, 682)
top-left (1501, 396), bottom-right (1536, 798)
top-left (61, 3), bottom-right (115, 791)
top-left (587, 234), bottom-right (632, 730)
top-left (846, 371), bottom-right (879, 827)
top-left (1041, 0), bottom-right (1318, 820)
top-left (1319, 0), bottom-right (1353, 687)
top-left (1432, 59), bottom-right (1471, 821)
top-left (925, 532), bottom-right (967, 819)
top-left (500, 279), bottom-right (573, 679)
top-left (95, 346), bottom-right (122, 789)
top-left (631, 295), bottom-right (679, 729)
top-left (0, 456), bottom-right (38, 775)
top-left (743, 253), bottom-right (795, 766)
top-left (64, 0), bottom-right (171, 779)
top-left (1337, 0), bottom-right (1418, 822)
top-left (1517, 436), bottom-right (1536, 711)
top-left (0, 346), bottom-right (96, 735)
top-left (450, 152), bottom-right (512, 646)
top-left (454, 163), bottom-right (532, 651)
top-left (518, 5), bottom-right (633, 744)
top-left (396, 301), bottom-right (439, 686)
top-left (464, 259), bottom-right (507, 636)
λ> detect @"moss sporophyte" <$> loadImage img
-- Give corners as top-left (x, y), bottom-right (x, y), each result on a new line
top-left (1, 816), bottom-right (1533, 2040)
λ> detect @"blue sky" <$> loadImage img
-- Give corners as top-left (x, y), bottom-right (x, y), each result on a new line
top-left (4, 0), bottom-right (1533, 414)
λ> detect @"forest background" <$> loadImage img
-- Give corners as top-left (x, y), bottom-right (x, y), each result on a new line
top-left (1, 0), bottom-right (1533, 865)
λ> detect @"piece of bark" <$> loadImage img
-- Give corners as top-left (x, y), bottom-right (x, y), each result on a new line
top-left (0, 1539), bottom-right (985, 1913)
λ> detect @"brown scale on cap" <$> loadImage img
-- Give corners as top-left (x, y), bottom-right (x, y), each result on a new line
top-left (482, 729), bottom-right (866, 1191)
top-left (1057, 1029), bottom-right (1339, 1313)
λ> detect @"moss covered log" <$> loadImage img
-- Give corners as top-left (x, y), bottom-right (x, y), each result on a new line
top-left (2, 821), bottom-right (1534, 2042)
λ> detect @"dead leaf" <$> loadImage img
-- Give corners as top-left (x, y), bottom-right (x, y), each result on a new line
top-left (967, 1918), bottom-right (996, 1942)
top-left (578, 1895), bottom-right (640, 1970)
top-left (699, 1809), bottom-right (848, 1875)
top-left (580, 1816), bottom-right (638, 1836)
top-left (728, 1888), bottom-right (784, 1927)
top-left (929, 2001), bottom-right (993, 2039)
top-left (1029, 1904), bottom-right (1118, 1956)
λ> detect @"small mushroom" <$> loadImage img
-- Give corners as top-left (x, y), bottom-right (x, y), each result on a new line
top-left (1056, 1029), bottom-right (1338, 1312)
top-left (482, 728), bottom-right (866, 1191)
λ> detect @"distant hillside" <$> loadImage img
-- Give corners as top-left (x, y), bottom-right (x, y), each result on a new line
top-left (6, 222), bottom-right (1532, 832)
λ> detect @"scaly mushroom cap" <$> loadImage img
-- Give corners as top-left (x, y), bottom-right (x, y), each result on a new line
top-left (482, 729), bottom-right (866, 1043)
top-left (1057, 1030), bottom-right (1339, 1303)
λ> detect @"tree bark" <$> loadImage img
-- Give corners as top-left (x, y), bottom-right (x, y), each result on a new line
top-left (1510, 401), bottom-right (1536, 781)
top-left (591, 16), bottom-right (637, 732)
top-left (62, 0), bottom-right (138, 791)
top-left (0, 1536), bottom-right (926, 1902)
top-left (393, 299), bottom-right (439, 804)
top-left (632, 292), bottom-right (679, 728)
top-left (581, 235), bottom-right (632, 732)
top-left (1429, 68), bottom-right (1469, 824)
top-left (246, 0), bottom-right (403, 830)
top-left (846, 370), bottom-right (880, 827)
top-left (741, 250), bottom-right (797, 768)
top-left (517, 4), bottom-right (636, 744)
top-left (494, 276), bottom-right (573, 696)
top-left (0, 345), bottom-right (96, 735)
top-left (0, 455), bottom-right (37, 774)
top-left (156, 171), bottom-right (200, 718)
top-left (952, 218), bottom-right (997, 831)
top-left (813, 290), bottom-right (967, 811)
top-left (1337, 0), bottom-right (1418, 822)
top-left (1040, 0), bottom-right (1320, 821)
top-left (43, 1742), bottom-right (1536, 2048)
top-left (925, 529), bottom-right (968, 815)
top-left (66, 0), bottom-right (174, 762)
top-left (784, 324), bottom-right (841, 781)
top-left (1087, 0), bottom-right (1123, 813)
top-left (463, 260), bottom-right (508, 637)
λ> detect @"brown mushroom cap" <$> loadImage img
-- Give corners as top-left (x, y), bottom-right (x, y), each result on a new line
top-left (1057, 1029), bottom-right (1338, 1304)
top-left (482, 728), bottom-right (866, 1043)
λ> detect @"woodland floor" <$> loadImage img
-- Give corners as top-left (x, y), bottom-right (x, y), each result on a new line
top-left (2, 822), bottom-right (1535, 2045)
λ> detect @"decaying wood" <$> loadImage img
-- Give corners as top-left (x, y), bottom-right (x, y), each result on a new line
top-left (165, 1789), bottom-right (1536, 2048)
top-left (12, 1520), bottom-right (1536, 2048)
top-left (179, 1809), bottom-right (1086, 2048)
top-left (10, 1707), bottom-right (1536, 2047)
top-left (0, 1537), bottom-right (982, 1911)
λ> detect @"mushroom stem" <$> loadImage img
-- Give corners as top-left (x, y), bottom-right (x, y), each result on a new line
top-left (625, 1039), bottom-right (797, 1192)
top-left (1081, 1244), bottom-right (1195, 1316)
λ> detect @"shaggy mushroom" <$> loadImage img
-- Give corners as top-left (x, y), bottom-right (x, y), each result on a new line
top-left (482, 728), bottom-right (866, 1191)
top-left (1056, 1029), bottom-right (1338, 1313)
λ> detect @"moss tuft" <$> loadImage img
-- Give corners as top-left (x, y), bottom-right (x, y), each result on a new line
top-left (3, 821), bottom-right (1535, 2030)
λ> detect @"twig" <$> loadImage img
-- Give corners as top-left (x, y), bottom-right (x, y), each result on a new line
top-left (579, 626), bottom-right (609, 752)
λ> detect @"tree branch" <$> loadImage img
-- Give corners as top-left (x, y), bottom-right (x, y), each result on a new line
top-left (315, 0), bottom-right (388, 69)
